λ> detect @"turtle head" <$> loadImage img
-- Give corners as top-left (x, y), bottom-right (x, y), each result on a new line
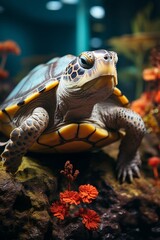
top-left (61, 49), bottom-right (118, 100)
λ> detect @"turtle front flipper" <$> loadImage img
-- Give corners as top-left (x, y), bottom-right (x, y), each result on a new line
top-left (101, 106), bottom-right (146, 182)
top-left (1, 107), bottom-right (49, 173)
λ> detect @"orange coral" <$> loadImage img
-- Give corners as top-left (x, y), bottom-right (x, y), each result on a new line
top-left (154, 90), bottom-right (160, 103)
top-left (131, 92), bottom-right (153, 117)
top-left (60, 190), bottom-right (81, 205)
top-left (0, 40), bottom-right (21, 55)
top-left (50, 201), bottom-right (68, 220)
top-left (80, 208), bottom-right (100, 230)
top-left (79, 184), bottom-right (98, 203)
top-left (143, 67), bottom-right (160, 81)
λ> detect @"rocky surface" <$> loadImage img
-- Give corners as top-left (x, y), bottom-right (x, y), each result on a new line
top-left (0, 142), bottom-right (160, 240)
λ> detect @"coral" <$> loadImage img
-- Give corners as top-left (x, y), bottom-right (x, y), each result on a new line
top-left (0, 40), bottom-right (21, 78)
top-left (50, 161), bottom-right (100, 231)
top-left (0, 40), bottom-right (21, 55)
top-left (0, 40), bottom-right (21, 102)
top-left (60, 190), bottom-right (81, 205)
top-left (79, 184), bottom-right (98, 203)
top-left (148, 156), bottom-right (160, 180)
top-left (131, 45), bottom-right (160, 135)
top-left (50, 201), bottom-right (68, 220)
top-left (79, 208), bottom-right (101, 230)
top-left (143, 67), bottom-right (160, 81)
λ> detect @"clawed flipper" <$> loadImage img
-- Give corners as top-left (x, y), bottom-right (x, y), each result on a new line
top-left (1, 107), bottom-right (49, 173)
top-left (117, 163), bottom-right (141, 183)
top-left (116, 151), bottom-right (141, 183)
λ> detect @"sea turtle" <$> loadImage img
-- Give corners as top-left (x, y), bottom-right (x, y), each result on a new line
top-left (0, 49), bottom-right (146, 182)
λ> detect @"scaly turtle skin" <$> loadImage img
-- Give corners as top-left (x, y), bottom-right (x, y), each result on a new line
top-left (0, 50), bottom-right (146, 182)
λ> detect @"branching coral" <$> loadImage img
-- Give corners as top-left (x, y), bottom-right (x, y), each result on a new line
top-left (50, 161), bottom-right (100, 230)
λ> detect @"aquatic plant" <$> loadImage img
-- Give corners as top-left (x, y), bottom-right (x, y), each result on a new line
top-left (0, 40), bottom-right (21, 102)
top-left (0, 40), bottom-right (21, 79)
top-left (131, 45), bottom-right (160, 134)
top-left (50, 160), bottom-right (100, 230)
top-left (108, 3), bottom-right (160, 98)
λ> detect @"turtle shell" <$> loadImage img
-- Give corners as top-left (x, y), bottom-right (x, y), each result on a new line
top-left (0, 54), bottom-right (129, 153)
top-left (0, 54), bottom-right (75, 118)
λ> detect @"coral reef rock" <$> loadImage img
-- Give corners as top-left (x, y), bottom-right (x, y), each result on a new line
top-left (0, 147), bottom-right (160, 240)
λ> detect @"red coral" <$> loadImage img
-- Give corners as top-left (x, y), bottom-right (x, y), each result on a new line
top-left (148, 156), bottom-right (160, 179)
top-left (79, 184), bottom-right (98, 203)
top-left (60, 190), bottom-right (81, 205)
top-left (0, 40), bottom-right (21, 55)
top-left (50, 201), bottom-right (68, 220)
top-left (80, 208), bottom-right (100, 230)
top-left (50, 161), bottom-right (100, 231)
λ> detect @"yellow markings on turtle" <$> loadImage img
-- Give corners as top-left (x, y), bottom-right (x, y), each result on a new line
top-left (25, 80), bottom-right (59, 104)
top-left (78, 123), bottom-right (95, 138)
top-left (0, 80), bottom-right (59, 121)
top-left (113, 87), bottom-right (129, 107)
top-left (2, 104), bottom-right (20, 118)
top-left (89, 128), bottom-right (109, 142)
top-left (38, 131), bottom-right (61, 147)
top-left (55, 141), bottom-right (92, 153)
top-left (119, 95), bottom-right (129, 106)
top-left (113, 87), bottom-right (122, 96)
top-left (44, 80), bottom-right (59, 92)
top-left (25, 92), bottom-right (40, 104)
top-left (25, 122), bottom-right (125, 153)
top-left (0, 110), bottom-right (3, 118)
top-left (95, 131), bottom-right (120, 147)
top-left (59, 123), bottom-right (79, 140)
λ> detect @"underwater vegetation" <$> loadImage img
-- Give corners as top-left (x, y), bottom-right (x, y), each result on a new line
top-left (131, 45), bottom-right (160, 134)
top-left (50, 161), bottom-right (100, 230)
top-left (0, 40), bottom-right (21, 79)
top-left (131, 45), bottom-right (160, 184)
top-left (0, 40), bottom-right (21, 102)
top-left (108, 3), bottom-right (160, 99)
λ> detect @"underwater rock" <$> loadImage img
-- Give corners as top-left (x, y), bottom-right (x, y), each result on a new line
top-left (0, 156), bottom-right (57, 240)
top-left (0, 149), bottom-right (160, 240)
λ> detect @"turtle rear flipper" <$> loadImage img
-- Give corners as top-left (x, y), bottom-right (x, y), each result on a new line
top-left (1, 107), bottom-right (49, 173)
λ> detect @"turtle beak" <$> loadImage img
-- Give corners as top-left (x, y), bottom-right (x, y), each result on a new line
top-left (78, 60), bottom-right (117, 91)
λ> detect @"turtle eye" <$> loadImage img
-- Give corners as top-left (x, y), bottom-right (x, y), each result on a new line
top-left (78, 52), bottom-right (94, 69)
